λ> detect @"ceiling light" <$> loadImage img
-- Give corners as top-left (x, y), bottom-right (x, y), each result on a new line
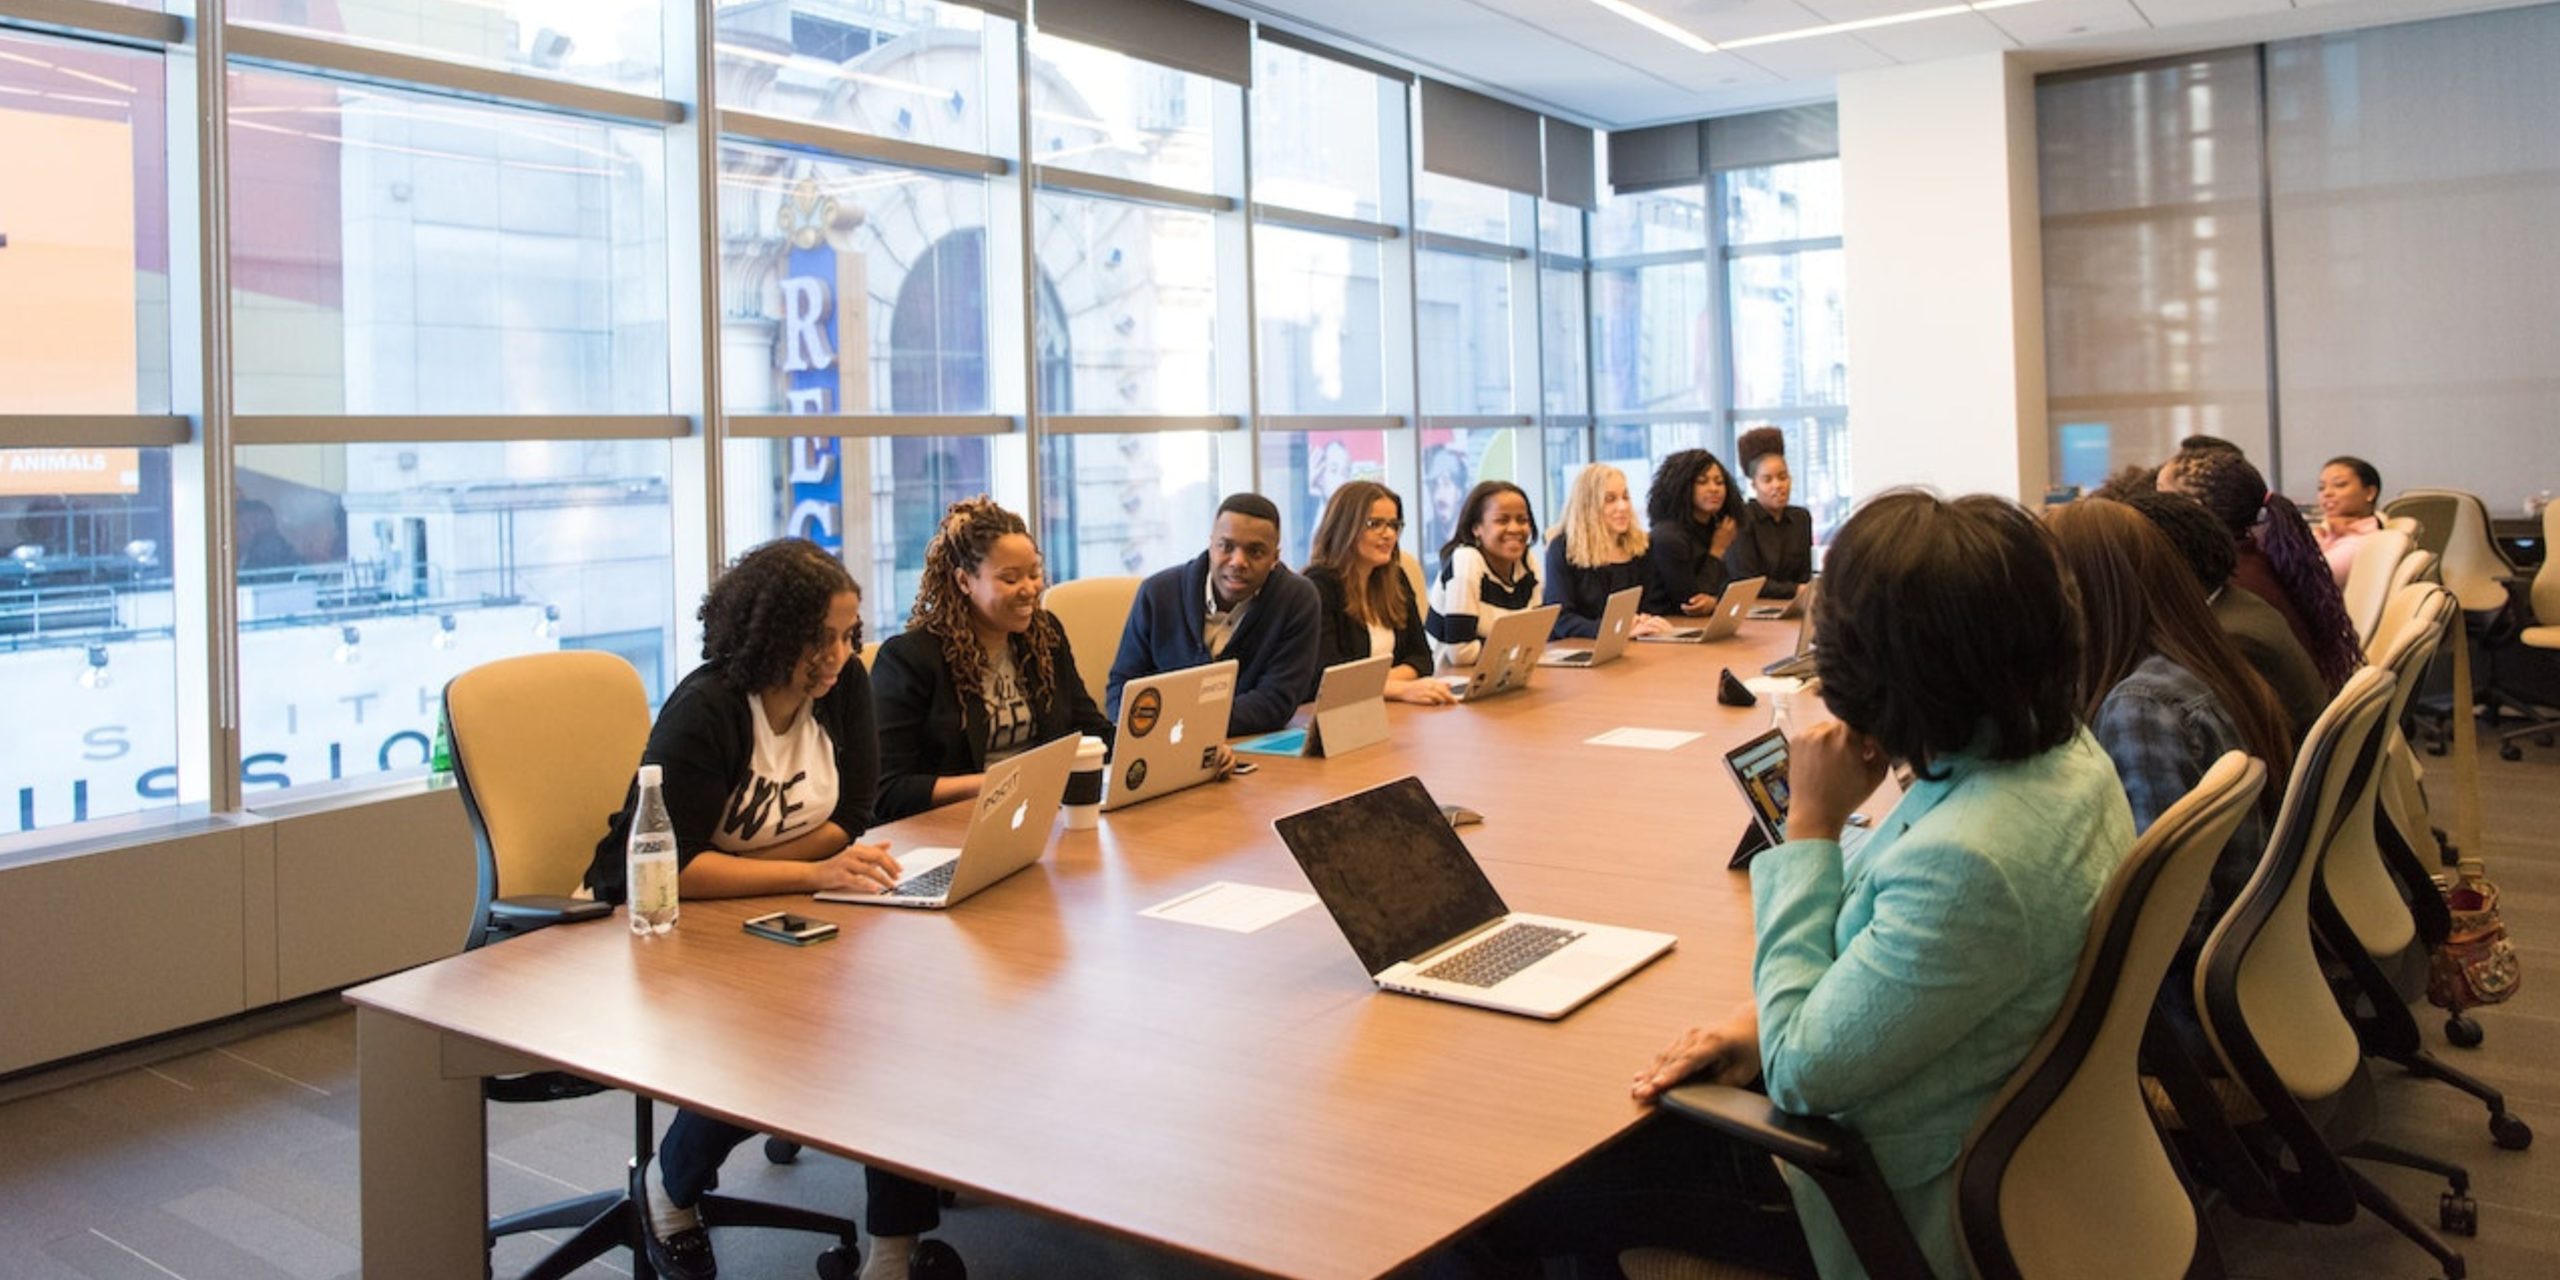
top-left (1581, 0), bottom-right (1719, 55)
top-left (1720, 1), bottom-right (2052, 52)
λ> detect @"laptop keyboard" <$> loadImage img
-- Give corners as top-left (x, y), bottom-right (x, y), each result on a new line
top-left (892, 861), bottom-right (958, 899)
top-left (1418, 922), bottom-right (1585, 988)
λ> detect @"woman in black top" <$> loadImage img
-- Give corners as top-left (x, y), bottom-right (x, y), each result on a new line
top-left (1724, 427), bottom-right (1814, 599)
top-left (582, 539), bottom-right (945, 1280)
top-left (1303, 480), bottom-right (1458, 705)
top-left (872, 496), bottom-right (1113, 823)
top-left (1643, 448), bottom-right (1742, 617)
top-left (1544, 462), bottom-right (1675, 640)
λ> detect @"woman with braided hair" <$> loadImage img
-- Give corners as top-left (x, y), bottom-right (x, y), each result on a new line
top-left (872, 496), bottom-right (1113, 823)
top-left (2163, 446), bottom-right (2364, 690)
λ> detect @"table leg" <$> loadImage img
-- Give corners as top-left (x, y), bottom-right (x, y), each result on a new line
top-left (358, 1007), bottom-right (489, 1280)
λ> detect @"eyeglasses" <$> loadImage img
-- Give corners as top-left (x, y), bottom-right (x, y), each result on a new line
top-left (1363, 516), bottom-right (1405, 533)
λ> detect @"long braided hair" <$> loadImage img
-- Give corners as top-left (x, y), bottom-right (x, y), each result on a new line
top-left (2171, 448), bottom-right (2362, 689)
top-left (907, 496), bottom-right (1063, 710)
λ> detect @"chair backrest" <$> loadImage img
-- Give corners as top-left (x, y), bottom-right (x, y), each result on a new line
top-left (2382, 515), bottom-right (2420, 539)
top-left (2390, 489), bottom-right (2509, 612)
top-left (2339, 528), bottom-right (2411, 648)
top-left (861, 640), bottom-right (881, 671)
top-left (2380, 491), bottom-right (2456, 562)
top-left (2537, 502), bottom-right (2560, 626)
top-left (1400, 550), bottom-right (1428, 613)
top-left (1042, 575), bottom-right (1142, 708)
top-left (445, 651), bottom-right (652, 948)
top-left (1959, 753), bottom-right (2266, 1280)
top-left (2323, 587), bottom-right (2451, 961)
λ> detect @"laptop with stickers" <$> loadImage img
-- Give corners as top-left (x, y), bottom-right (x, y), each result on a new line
top-left (1101, 658), bottom-right (1239, 812)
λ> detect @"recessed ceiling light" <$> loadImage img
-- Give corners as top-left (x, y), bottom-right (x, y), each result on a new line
top-left (1579, 0), bottom-right (2053, 54)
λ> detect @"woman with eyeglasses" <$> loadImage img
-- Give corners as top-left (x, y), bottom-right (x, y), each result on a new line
top-left (1303, 480), bottom-right (1458, 706)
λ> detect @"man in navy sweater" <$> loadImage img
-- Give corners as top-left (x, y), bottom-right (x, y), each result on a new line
top-left (1106, 493), bottom-right (1322, 739)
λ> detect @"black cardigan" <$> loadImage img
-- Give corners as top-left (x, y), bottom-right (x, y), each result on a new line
top-left (1304, 563), bottom-right (1433, 682)
top-left (871, 626), bottom-right (1114, 823)
top-left (1725, 502), bottom-right (1813, 599)
top-left (1542, 537), bottom-right (1652, 640)
top-left (584, 662), bottom-right (878, 904)
top-left (1644, 518), bottom-right (1732, 615)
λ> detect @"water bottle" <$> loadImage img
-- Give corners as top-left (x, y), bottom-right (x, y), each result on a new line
top-left (626, 764), bottom-right (679, 935)
top-left (1771, 689), bottom-right (1796, 741)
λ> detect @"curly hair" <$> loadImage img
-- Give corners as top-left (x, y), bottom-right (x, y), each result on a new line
top-left (2089, 464), bottom-right (2161, 503)
top-left (2119, 489), bottom-right (2237, 593)
top-left (2170, 449), bottom-right (2362, 688)
top-left (1555, 463), bottom-right (1647, 569)
top-left (1646, 448), bottom-right (1743, 536)
top-left (907, 496), bottom-right (1063, 710)
top-left (1735, 426), bottom-right (1787, 481)
top-left (699, 538), bottom-right (861, 693)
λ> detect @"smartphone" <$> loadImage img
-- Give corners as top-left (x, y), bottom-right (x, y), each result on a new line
top-left (742, 911), bottom-right (839, 946)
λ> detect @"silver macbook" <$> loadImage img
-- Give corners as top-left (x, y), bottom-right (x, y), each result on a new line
top-left (1540, 586), bottom-right (1640, 668)
top-left (1441, 605), bottom-right (1563, 702)
top-left (1748, 579), bottom-right (1812, 622)
top-left (1763, 579), bottom-right (1821, 678)
top-left (1102, 658), bottom-right (1238, 812)
top-left (1234, 653), bottom-right (1391, 759)
top-left (1274, 777), bottom-right (1676, 1020)
top-left (821, 733), bottom-right (1077, 909)
top-left (1635, 576), bottom-right (1767, 643)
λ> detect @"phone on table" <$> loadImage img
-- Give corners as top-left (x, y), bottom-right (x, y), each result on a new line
top-left (743, 911), bottom-right (839, 946)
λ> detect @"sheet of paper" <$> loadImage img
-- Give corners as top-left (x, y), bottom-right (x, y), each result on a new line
top-left (1140, 881), bottom-right (1321, 933)
top-left (1744, 676), bottom-right (1807, 697)
top-left (1584, 726), bottom-right (1703, 751)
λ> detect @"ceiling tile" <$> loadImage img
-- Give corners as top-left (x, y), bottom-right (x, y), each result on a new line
top-left (1848, 12), bottom-right (2021, 61)
top-left (2126, 0), bottom-right (2291, 24)
top-left (1462, 0), bottom-right (1787, 84)
top-left (1723, 29), bottom-right (1901, 77)
top-left (1795, 0), bottom-right (1971, 19)
top-left (1649, 0), bottom-right (1834, 44)
top-left (1979, 0), bottom-right (2153, 45)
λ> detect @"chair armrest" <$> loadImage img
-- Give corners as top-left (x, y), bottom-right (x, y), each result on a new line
top-left (1656, 1083), bottom-right (1869, 1176)
top-left (488, 895), bottom-right (614, 935)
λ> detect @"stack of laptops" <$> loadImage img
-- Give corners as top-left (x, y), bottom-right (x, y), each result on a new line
top-left (1635, 577), bottom-right (1766, 643)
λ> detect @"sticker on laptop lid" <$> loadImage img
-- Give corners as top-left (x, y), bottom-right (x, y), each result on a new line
top-left (1198, 670), bottom-right (1234, 703)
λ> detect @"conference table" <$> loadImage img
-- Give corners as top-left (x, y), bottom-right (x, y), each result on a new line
top-left (348, 623), bottom-right (1812, 1280)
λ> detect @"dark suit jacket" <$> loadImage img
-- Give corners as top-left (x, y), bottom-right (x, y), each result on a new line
top-left (1105, 552), bottom-right (1322, 738)
top-left (1644, 518), bottom-right (1732, 616)
top-left (1304, 564), bottom-right (1433, 682)
top-left (1726, 502), bottom-right (1814, 599)
top-left (871, 627), bottom-right (1113, 823)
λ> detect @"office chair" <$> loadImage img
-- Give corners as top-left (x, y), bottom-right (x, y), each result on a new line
top-left (2389, 491), bottom-right (2515, 757)
top-left (2340, 528), bottom-right (2412, 649)
top-left (1042, 575), bottom-right (1143, 708)
top-left (2491, 499), bottom-right (2560, 760)
top-left (446, 652), bottom-right (864, 1280)
top-left (1630, 754), bottom-right (2267, 1280)
top-left (1401, 550), bottom-right (1429, 615)
top-left (2192, 669), bottom-right (2474, 1280)
top-left (2384, 493), bottom-right (2457, 563)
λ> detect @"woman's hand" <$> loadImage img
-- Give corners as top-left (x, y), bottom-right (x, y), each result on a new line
top-left (1632, 1004), bottom-right (1761, 1101)
top-left (1680, 593), bottom-right (1715, 616)
top-left (1787, 720), bottom-right (1888, 843)
top-left (807, 841), bottom-right (902, 895)
top-left (1630, 613), bottom-right (1674, 638)
top-left (1708, 515), bottom-right (1739, 558)
top-left (1387, 676), bottom-right (1458, 706)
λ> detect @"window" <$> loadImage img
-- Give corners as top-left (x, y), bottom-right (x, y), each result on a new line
top-left (1039, 432), bottom-right (1224, 581)
top-left (1719, 158), bottom-right (1849, 533)
top-left (715, 0), bottom-right (1010, 155)
top-left (1027, 32), bottom-right (1215, 194)
top-left (1036, 192), bottom-right (1219, 416)
top-left (1417, 251), bottom-right (1514, 416)
top-left (229, 0), bottom-right (665, 96)
top-left (1250, 42), bottom-right (1387, 222)
top-left (1255, 225), bottom-right (1384, 415)
top-left (1258, 428), bottom-right (1387, 566)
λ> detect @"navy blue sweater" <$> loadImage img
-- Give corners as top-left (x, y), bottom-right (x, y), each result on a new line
top-left (1106, 552), bottom-right (1323, 738)
top-left (1542, 538), bottom-right (1653, 640)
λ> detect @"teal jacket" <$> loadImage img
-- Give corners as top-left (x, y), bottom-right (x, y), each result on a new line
top-left (1750, 727), bottom-right (2132, 1279)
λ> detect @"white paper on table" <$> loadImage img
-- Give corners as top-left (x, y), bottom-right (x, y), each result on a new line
top-left (1140, 881), bottom-right (1321, 933)
top-left (1744, 676), bottom-right (1807, 697)
top-left (1583, 726), bottom-right (1704, 751)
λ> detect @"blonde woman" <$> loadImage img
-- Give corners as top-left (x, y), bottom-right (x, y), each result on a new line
top-left (1543, 464), bottom-right (1674, 640)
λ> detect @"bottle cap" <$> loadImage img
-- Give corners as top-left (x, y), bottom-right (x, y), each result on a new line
top-left (637, 764), bottom-right (662, 787)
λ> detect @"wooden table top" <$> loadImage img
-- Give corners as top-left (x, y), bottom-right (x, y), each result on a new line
top-left (348, 624), bottom-right (1809, 1279)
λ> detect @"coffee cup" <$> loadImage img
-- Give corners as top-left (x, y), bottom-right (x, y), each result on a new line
top-left (1064, 735), bottom-right (1107, 829)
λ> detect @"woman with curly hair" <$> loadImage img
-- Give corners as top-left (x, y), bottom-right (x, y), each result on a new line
top-left (1723, 427), bottom-right (1814, 600)
top-left (582, 538), bottom-right (949, 1280)
top-left (1643, 448), bottom-right (1743, 617)
top-left (872, 496), bottom-right (1112, 824)
top-left (2165, 446), bottom-right (2363, 689)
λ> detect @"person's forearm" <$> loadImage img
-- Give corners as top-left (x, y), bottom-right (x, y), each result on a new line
top-left (930, 773), bottom-right (982, 806)
top-left (678, 849), bottom-right (830, 898)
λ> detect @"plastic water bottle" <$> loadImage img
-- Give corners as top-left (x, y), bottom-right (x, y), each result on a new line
top-left (626, 764), bottom-right (679, 935)
top-left (1771, 689), bottom-right (1796, 741)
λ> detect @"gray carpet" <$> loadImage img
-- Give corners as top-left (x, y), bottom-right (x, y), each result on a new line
top-left (2, 750), bottom-right (2553, 1280)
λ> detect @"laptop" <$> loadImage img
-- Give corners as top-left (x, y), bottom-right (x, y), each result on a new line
top-left (1539, 587), bottom-right (1640, 668)
top-left (1747, 579), bottom-right (1813, 622)
top-left (1441, 605), bottom-right (1563, 702)
top-left (1275, 777), bottom-right (1676, 1019)
top-left (821, 733), bottom-right (1078, 909)
top-left (1634, 577), bottom-right (1767, 643)
top-left (1102, 658), bottom-right (1238, 812)
top-left (1233, 654), bottom-right (1391, 759)
top-left (1720, 726), bottom-right (1873, 869)
top-left (1762, 579), bottom-right (1821, 678)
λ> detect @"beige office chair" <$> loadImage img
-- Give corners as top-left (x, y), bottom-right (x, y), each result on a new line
top-left (445, 652), bottom-right (862, 1280)
top-left (1042, 575), bottom-right (1141, 708)
top-left (2340, 529), bottom-right (2412, 649)
top-left (1635, 755), bottom-right (2266, 1280)
top-left (2491, 500), bottom-right (2560, 760)
top-left (2390, 490), bottom-right (2511, 615)
top-left (2384, 492), bottom-right (2457, 563)
top-left (1401, 550), bottom-right (1429, 613)
top-left (2192, 668), bottom-right (2475, 1279)
top-left (2384, 514), bottom-right (2421, 539)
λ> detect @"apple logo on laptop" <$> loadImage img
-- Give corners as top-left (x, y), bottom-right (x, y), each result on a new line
top-left (1505, 645), bottom-right (1524, 663)
top-left (1170, 719), bottom-right (1186, 745)
top-left (1010, 802), bottom-right (1028, 831)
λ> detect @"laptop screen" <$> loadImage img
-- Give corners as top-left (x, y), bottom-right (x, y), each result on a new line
top-left (1724, 728), bottom-right (1794, 843)
top-left (1273, 777), bottom-right (1510, 975)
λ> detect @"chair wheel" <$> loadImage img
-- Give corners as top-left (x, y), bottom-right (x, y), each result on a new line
top-left (2426, 740), bottom-right (2448, 757)
top-left (2500, 743), bottom-right (2523, 761)
top-left (765, 1136), bottom-right (801, 1164)
top-left (816, 1243), bottom-right (858, 1280)
top-left (910, 1238), bottom-right (966, 1279)
top-left (2490, 1112), bottom-right (2532, 1150)
top-left (2445, 1015), bottom-right (2484, 1048)
top-left (2440, 1189), bottom-right (2478, 1237)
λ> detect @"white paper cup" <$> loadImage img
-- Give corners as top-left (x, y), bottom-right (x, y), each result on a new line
top-left (1064, 735), bottom-right (1107, 829)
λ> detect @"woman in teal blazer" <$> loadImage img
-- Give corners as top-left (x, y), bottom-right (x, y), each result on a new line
top-left (1441, 492), bottom-right (2134, 1280)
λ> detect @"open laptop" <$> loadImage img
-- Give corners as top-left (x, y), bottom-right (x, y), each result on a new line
top-left (1274, 776), bottom-right (1677, 1019)
top-left (1762, 579), bottom-right (1821, 678)
top-left (1747, 577), bottom-right (1814, 622)
top-left (821, 732), bottom-right (1078, 909)
top-left (1634, 576), bottom-right (1766, 643)
top-left (1539, 587), bottom-right (1640, 668)
top-left (1442, 605), bottom-right (1563, 702)
top-left (1720, 726), bottom-right (1873, 869)
top-left (1233, 653), bottom-right (1391, 759)
top-left (1102, 658), bottom-right (1238, 812)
